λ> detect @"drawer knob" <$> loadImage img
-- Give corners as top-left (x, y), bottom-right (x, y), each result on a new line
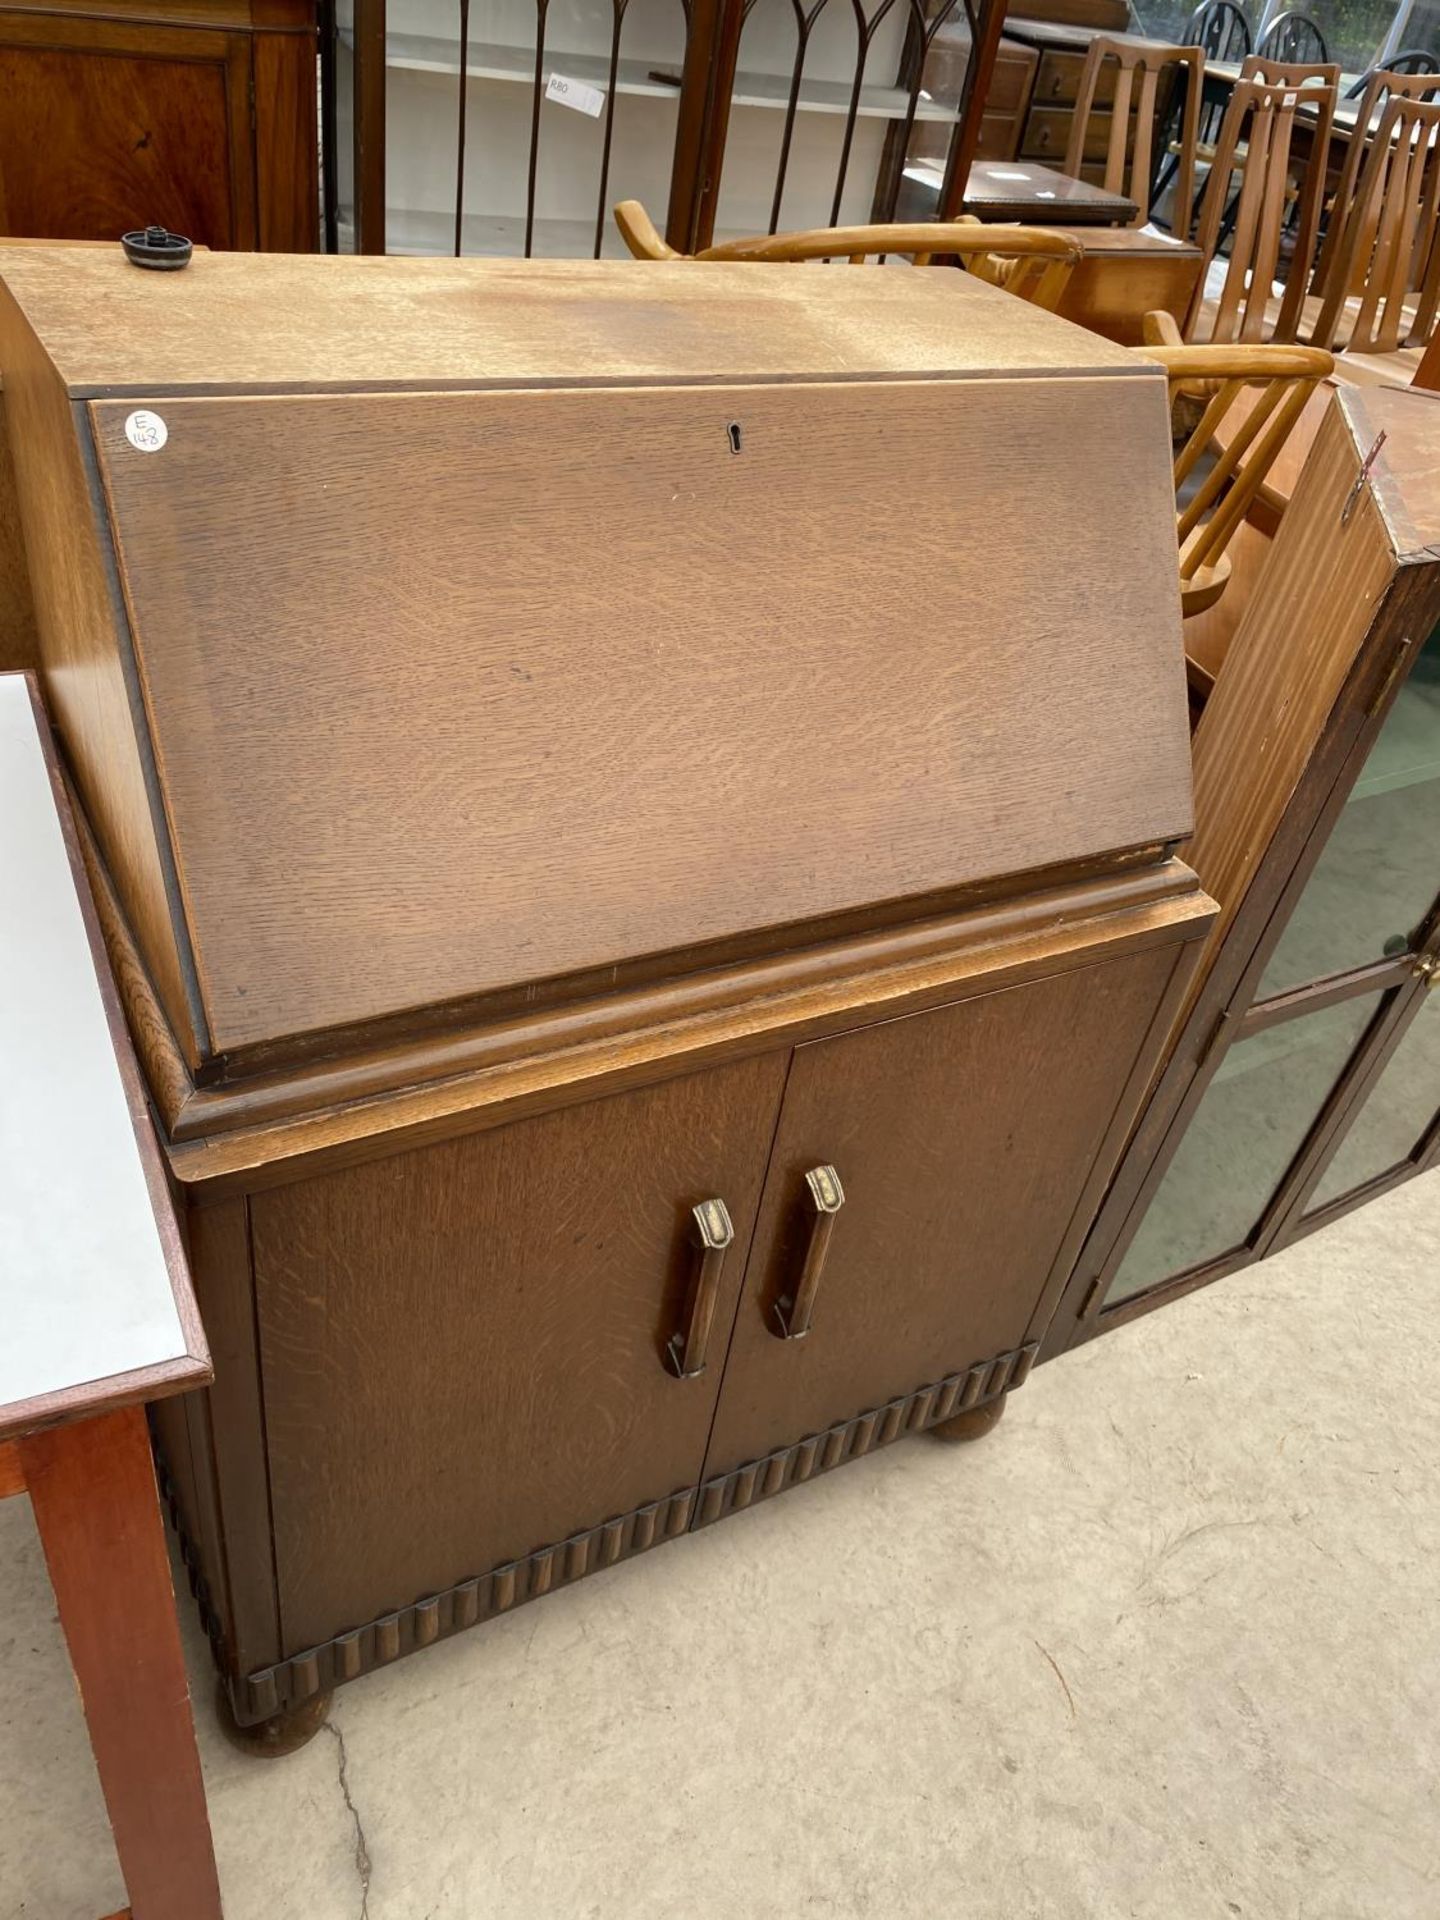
top-left (772, 1165), bottom-right (845, 1341)
top-left (666, 1197), bottom-right (734, 1378)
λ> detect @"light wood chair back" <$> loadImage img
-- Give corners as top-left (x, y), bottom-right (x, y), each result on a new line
top-left (1238, 51), bottom-right (1340, 91)
top-left (1189, 73), bottom-right (1336, 341)
top-left (612, 203), bottom-right (1084, 310)
top-left (1309, 95), bottom-right (1440, 352)
top-left (1137, 337), bottom-right (1335, 618)
top-left (1312, 67), bottom-right (1440, 306)
top-left (1062, 35), bottom-right (1204, 228)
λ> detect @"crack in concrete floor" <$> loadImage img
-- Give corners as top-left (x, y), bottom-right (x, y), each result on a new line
top-left (324, 1719), bottom-right (372, 1920)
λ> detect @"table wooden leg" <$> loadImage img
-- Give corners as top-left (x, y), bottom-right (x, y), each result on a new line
top-left (20, 1404), bottom-right (223, 1920)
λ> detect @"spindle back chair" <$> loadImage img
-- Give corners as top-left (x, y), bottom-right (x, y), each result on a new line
top-left (612, 203), bottom-right (1084, 310)
top-left (1137, 336), bottom-right (1335, 618)
top-left (1255, 10), bottom-right (1329, 63)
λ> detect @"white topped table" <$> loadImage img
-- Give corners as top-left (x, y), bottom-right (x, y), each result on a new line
top-left (0, 671), bottom-right (219, 1920)
top-left (0, 673), bottom-right (206, 1431)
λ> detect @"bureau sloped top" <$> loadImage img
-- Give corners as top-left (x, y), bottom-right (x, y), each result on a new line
top-left (0, 250), bottom-right (1193, 1062)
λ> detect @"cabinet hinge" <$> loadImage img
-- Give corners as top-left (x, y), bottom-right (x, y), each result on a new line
top-left (1080, 1273), bottom-right (1106, 1317)
top-left (249, 71), bottom-right (257, 133)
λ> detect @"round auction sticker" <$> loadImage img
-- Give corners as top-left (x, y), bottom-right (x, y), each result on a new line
top-left (123, 410), bottom-right (168, 453)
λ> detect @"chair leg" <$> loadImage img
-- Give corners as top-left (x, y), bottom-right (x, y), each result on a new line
top-left (21, 1405), bottom-right (223, 1920)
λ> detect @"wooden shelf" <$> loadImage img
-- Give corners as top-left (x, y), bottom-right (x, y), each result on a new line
top-left (363, 29), bottom-right (964, 123)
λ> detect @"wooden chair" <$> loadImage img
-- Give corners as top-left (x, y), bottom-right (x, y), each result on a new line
top-left (1189, 0), bottom-right (1251, 60)
top-left (1312, 66), bottom-right (1440, 306)
top-left (1153, 1), bottom-right (1250, 230)
top-left (1255, 9), bottom-right (1329, 63)
top-left (1186, 73), bottom-right (1336, 341)
top-left (1307, 95), bottom-right (1440, 356)
top-left (612, 203), bottom-right (1084, 310)
top-left (1137, 333), bottom-right (1335, 624)
top-left (1063, 35), bottom-right (1204, 229)
top-left (1352, 49), bottom-right (1440, 83)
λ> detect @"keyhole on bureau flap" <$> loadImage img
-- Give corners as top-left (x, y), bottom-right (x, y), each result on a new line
top-left (727, 421), bottom-right (743, 455)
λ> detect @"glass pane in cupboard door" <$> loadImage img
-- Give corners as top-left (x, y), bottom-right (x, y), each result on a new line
top-left (1306, 991), bottom-right (1440, 1215)
top-left (712, 0), bottom-right (971, 240)
top-left (1105, 992), bottom-right (1385, 1306)
top-left (1257, 624), bottom-right (1440, 1001)
top-left (379, 0), bottom-right (690, 257)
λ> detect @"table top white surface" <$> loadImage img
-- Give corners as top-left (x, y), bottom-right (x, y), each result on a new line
top-left (0, 675), bottom-right (195, 1427)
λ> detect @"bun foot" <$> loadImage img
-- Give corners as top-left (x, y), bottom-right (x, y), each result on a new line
top-left (215, 1679), bottom-right (333, 1758)
top-left (929, 1392), bottom-right (1008, 1444)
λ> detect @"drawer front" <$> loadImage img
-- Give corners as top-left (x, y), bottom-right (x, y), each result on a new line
top-left (1034, 47), bottom-right (1118, 107)
top-left (252, 1050), bottom-right (788, 1655)
top-left (976, 109), bottom-right (1024, 159)
top-left (1022, 103), bottom-right (1128, 164)
top-left (988, 43), bottom-right (1039, 111)
top-left (700, 936), bottom-right (1187, 1479)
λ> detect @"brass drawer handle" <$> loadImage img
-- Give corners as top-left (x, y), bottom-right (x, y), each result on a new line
top-left (772, 1165), bottom-right (845, 1341)
top-left (666, 1197), bottom-right (734, 1378)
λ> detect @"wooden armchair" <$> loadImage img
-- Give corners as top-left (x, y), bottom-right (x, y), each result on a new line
top-left (613, 202), bottom-right (1084, 311)
top-left (1136, 333), bottom-right (1335, 638)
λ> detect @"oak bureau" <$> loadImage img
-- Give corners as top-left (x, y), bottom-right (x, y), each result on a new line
top-left (0, 245), bottom-right (1212, 1742)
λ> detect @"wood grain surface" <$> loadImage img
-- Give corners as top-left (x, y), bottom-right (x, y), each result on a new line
top-left (91, 373), bottom-right (1190, 1055)
top-left (0, 244), bottom-right (1154, 395)
top-left (0, 290), bottom-right (202, 1057)
top-left (1188, 400), bottom-right (1398, 997)
top-left (0, 15), bottom-right (256, 247)
top-left (182, 1197), bottom-right (284, 1675)
top-left (0, 385), bottom-right (37, 670)
top-left (163, 868), bottom-right (1213, 1195)
top-left (252, 1052), bottom-right (788, 1653)
top-left (1053, 228), bottom-right (1203, 345)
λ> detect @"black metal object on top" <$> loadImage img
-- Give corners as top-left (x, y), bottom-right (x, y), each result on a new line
top-left (121, 226), bottom-right (194, 271)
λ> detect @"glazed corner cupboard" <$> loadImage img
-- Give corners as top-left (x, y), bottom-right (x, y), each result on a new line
top-left (0, 244), bottom-right (1210, 1734)
top-left (1046, 383), bottom-right (1440, 1358)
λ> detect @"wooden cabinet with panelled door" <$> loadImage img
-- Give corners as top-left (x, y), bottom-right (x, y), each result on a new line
top-left (0, 0), bottom-right (317, 250)
top-left (0, 244), bottom-right (1212, 1741)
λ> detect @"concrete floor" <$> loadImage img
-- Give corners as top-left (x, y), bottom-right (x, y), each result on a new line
top-left (2, 1174), bottom-right (1438, 1920)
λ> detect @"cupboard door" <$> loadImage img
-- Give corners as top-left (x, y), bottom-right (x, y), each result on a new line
top-left (252, 1053), bottom-right (786, 1656)
top-left (0, 16), bottom-right (257, 248)
top-left (702, 942), bottom-right (1181, 1479)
